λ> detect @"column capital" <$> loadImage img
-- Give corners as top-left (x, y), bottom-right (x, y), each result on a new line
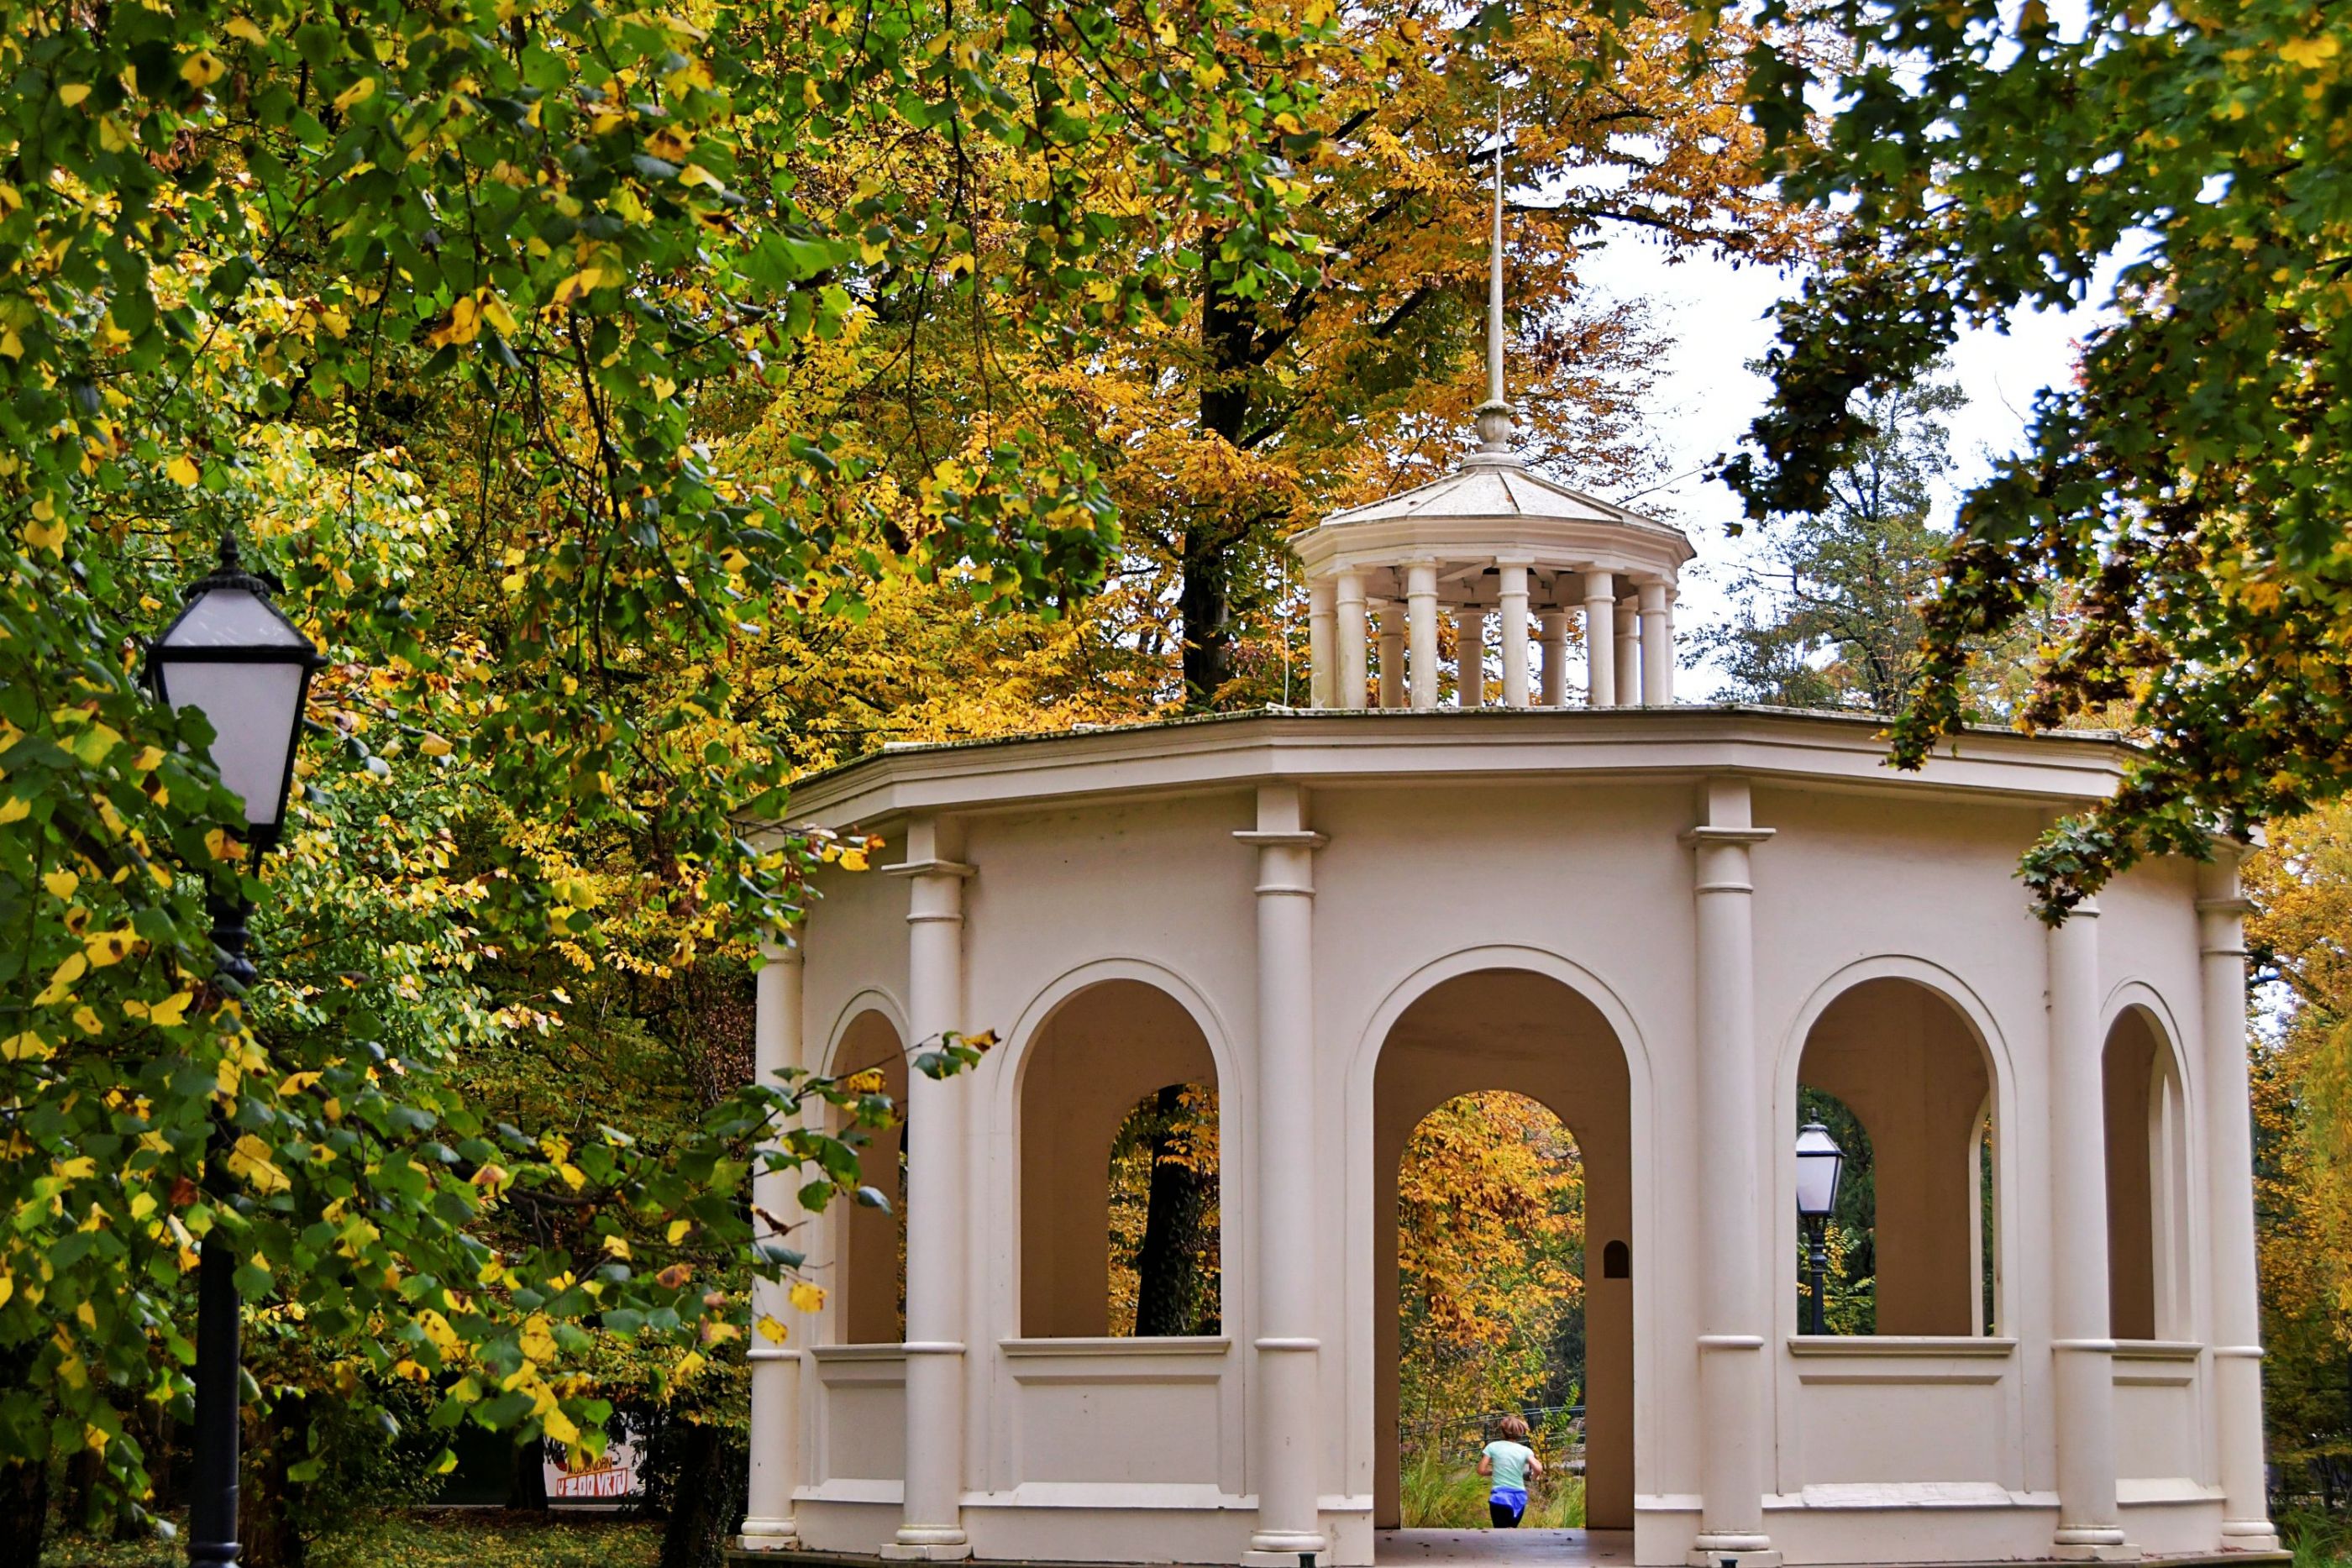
top-left (1681, 826), bottom-right (1775, 847)
top-left (884, 857), bottom-right (976, 880)
top-left (1234, 829), bottom-right (1328, 849)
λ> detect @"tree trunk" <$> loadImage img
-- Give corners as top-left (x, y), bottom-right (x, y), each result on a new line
top-left (656, 1420), bottom-right (746, 1568)
top-left (239, 1398), bottom-right (307, 1568)
top-left (0, 1455), bottom-right (48, 1568)
top-left (507, 1434), bottom-right (548, 1513)
top-left (1182, 272), bottom-right (1262, 711)
top-left (1134, 1085), bottom-right (1216, 1335)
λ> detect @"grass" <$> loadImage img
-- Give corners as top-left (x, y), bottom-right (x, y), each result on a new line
top-left (2282, 1509), bottom-right (2352, 1568)
top-left (1399, 1441), bottom-right (1585, 1529)
top-left (42, 1510), bottom-right (660, 1568)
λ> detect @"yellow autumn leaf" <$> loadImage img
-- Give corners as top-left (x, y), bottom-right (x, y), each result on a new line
top-left (165, 454), bottom-right (200, 486)
top-left (788, 1281), bottom-right (825, 1314)
top-left (601, 1234), bottom-right (632, 1260)
top-left (181, 50), bottom-right (226, 87)
top-left (35, 952), bottom-right (88, 1006)
top-left (144, 992), bottom-right (192, 1027)
top-left (543, 1405), bottom-right (581, 1445)
top-left (55, 1156), bottom-right (97, 1180)
top-left (419, 733), bottom-right (452, 757)
top-left (665, 1218), bottom-right (692, 1244)
top-left (0, 797), bottom-right (29, 825)
top-left (226, 1133), bottom-right (291, 1195)
top-left (71, 1005), bottom-right (102, 1036)
top-left (82, 927), bottom-right (138, 967)
top-left (226, 17), bottom-right (268, 45)
top-left (24, 514), bottom-right (65, 553)
top-left (1, 1031), bottom-right (51, 1062)
top-left (42, 869), bottom-right (78, 899)
top-left (59, 83), bottom-right (91, 107)
top-left (755, 1314), bottom-right (788, 1345)
top-left (333, 76), bottom-right (376, 112)
top-left (838, 848), bottom-right (869, 872)
top-left (520, 1314), bottom-right (559, 1362)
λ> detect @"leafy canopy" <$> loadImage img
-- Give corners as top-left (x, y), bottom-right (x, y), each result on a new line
top-left (0, 0), bottom-right (1328, 1519)
top-left (1722, 0), bottom-right (2352, 914)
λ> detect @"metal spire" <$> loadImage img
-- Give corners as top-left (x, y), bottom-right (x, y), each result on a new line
top-left (1473, 92), bottom-right (1515, 458)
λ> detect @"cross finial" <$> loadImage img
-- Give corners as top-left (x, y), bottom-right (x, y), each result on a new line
top-left (1473, 91), bottom-right (1514, 457)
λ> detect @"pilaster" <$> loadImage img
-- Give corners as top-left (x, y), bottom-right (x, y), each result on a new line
top-left (1684, 779), bottom-right (1779, 1566)
top-left (2197, 851), bottom-right (2281, 1550)
top-left (2046, 900), bottom-right (2134, 1560)
top-left (884, 819), bottom-right (977, 1560)
top-left (741, 937), bottom-right (805, 1551)
top-left (1236, 784), bottom-right (1329, 1565)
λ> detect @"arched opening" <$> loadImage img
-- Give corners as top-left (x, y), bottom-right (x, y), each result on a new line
top-left (1794, 977), bottom-right (1998, 1336)
top-left (1396, 1091), bottom-right (1587, 1528)
top-left (1374, 968), bottom-right (1635, 1539)
top-left (1019, 979), bottom-right (1223, 1338)
top-left (832, 1009), bottom-right (908, 1345)
top-left (2104, 1007), bottom-right (2192, 1341)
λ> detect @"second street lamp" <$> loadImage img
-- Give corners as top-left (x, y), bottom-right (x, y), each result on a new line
top-left (1794, 1120), bottom-right (1846, 1337)
top-left (147, 532), bottom-right (326, 1568)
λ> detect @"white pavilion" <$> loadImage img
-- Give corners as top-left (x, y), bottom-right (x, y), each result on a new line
top-left (732, 160), bottom-right (2285, 1568)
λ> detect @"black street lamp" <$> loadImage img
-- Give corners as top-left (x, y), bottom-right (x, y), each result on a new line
top-left (1794, 1121), bottom-right (1846, 1337)
top-left (147, 533), bottom-right (325, 1568)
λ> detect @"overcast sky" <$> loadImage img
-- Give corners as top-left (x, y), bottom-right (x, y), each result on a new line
top-left (1572, 232), bottom-right (2108, 693)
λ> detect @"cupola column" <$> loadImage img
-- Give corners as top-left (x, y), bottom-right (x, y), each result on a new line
top-left (1614, 597), bottom-right (1641, 709)
top-left (742, 936), bottom-right (805, 1552)
top-left (1686, 780), bottom-right (1777, 1565)
top-left (2197, 852), bottom-right (2282, 1550)
top-left (1456, 606), bottom-right (1486, 709)
top-left (1306, 579), bottom-right (1336, 710)
top-left (2045, 901), bottom-right (2132, 1560)
top-left (1336, 569), bottom-right (1368, 711)
top-left (1498, 559), bottom-right (1532, 708)
top-left (1405, 560), bottom-right (1440, 711)
top-left (888, 819), bottom-right (978, 1560)
top-left (1237, 786), bottom-right (1329, 1565)
top-left (1582, 570), bottom-right (1616, 707)
top-left (1377, 604), bottom-right (1405, 709)
top-left (1539, 612), bottom-right (1569, 707)
top-left (1639, 579), bottom-right (1673, 705)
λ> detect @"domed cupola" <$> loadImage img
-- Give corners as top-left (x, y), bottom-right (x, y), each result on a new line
top-left (1287, 123), bottom-right (1693, 712)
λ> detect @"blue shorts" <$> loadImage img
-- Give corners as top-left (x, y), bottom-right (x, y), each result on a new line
top-left (1489, 1487), bottom-right (1527, 1527)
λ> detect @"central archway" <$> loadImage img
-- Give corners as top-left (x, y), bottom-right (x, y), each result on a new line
top-left (1372, 967), bottom-right (1635, 1538)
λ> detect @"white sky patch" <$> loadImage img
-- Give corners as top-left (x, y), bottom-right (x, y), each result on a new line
top-left (1572, 231), bottom-right (2113, 693)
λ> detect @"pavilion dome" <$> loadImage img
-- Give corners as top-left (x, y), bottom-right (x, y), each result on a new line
top-left (1285, 120), bottom-right (1693, 713)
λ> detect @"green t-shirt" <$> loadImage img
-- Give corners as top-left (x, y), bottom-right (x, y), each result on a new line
top-left (1483, 1439), bottom-right (1535, 1492)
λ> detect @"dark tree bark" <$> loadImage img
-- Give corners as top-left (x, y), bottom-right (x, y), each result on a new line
top-left (655, 1419), bottom-right (746, 1568)
top-left (1134, 1086), bottom-right (1218, 1336)
top-left (1182, 275), bottom-right (1265, 711)
top-left (239, 1399), bottom-right (307, 1568)
top-left (507, 1434), bottom-right (548, 1513)
top-left (0, 1456), bottom-right (48, 1568)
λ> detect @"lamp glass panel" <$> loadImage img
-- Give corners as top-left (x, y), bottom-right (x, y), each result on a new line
top-left (165, 588), bottom-right (309, 648)
top-left (155, 659), bottom-right (305, 828)
top-left (1793, 1123), bottom-right (1845, 1218)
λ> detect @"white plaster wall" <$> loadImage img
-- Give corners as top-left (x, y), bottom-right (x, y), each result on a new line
top-left (774, 721), bottom-right (2249, 1567)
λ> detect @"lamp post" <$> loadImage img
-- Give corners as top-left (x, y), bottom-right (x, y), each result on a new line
top-left (1793, 1120), bottom-right (1846, 1337)
top-left (147, 533), bottom-right (325, 1568)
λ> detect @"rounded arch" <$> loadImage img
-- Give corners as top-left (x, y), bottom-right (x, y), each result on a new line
top-left (995, 956), bottom-right (1240, 1128)
top-left (2100, 988), bottom-right (2198, 1341)
top-left (1346, 944), bottom-right (1656, 1113)
top-left (1346, 946), bottom-right (1648, 1537)
top-left (1773, 954), bottom-right (2013, 1103)
top-left (822, 992), bottom-right (911, 1346)
top-left (995, 958), bottom-right (1239, 1340)
top-left (820, 987), bottom-right (910, 1078)
top-left (1776, 956), bottom-right (2011, 1340)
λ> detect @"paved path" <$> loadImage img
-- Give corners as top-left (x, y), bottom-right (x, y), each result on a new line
top-left (1375, 1529), bottom-right (1635, 1566)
